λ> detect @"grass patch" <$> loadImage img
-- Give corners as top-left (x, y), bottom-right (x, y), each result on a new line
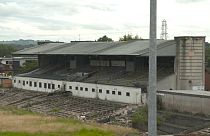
top-left (0, 106), bottom-right (37, 115)
top-left (0, 106), bottom-right (137, 136)
top-left (49, 108), bottom-right (61, 113)
top-left (132, 106), bottom-right (164, 127)
top-left (0, 132), bottom-right (50, 136)
top-left (0, 131), bottom-right (72, 136)
top-left (73, 128), bottom-right (114, 136)
top-left (55, 117), bottom-right (81, 125)
top-left (0, 129), bottom-right (114, 136)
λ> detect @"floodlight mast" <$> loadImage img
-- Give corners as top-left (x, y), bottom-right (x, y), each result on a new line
top-left (148, 0), bottom-right (157, 135)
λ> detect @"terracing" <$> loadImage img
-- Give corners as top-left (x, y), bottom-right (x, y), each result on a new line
top-left (0, 88), bottom-right (133, 126)
top-left (1, 89), bottom-right (210, 135)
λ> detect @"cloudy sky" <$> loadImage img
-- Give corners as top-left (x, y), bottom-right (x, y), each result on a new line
top-left (0, 0), bottom-right (209, 42)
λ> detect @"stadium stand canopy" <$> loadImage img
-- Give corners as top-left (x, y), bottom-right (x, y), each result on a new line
top-left (13, 40), bottom-right (176, 56)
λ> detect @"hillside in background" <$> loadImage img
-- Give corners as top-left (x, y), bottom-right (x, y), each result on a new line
top-left (0, 39), bottom-right (37, 50)
top-left (0, 39), bottom-right (37, 46)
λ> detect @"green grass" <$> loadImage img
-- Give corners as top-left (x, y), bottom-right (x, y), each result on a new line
top-left (50, 108), bottom-right (61, 113)
top-left (0, 106), bottom-right (136, 136)
top-left (73, 128), bottom-right (114, 136)
top-left (55, 117), bottom-right (82, 125)
top-left (0, 129), bottom-right (114, 136)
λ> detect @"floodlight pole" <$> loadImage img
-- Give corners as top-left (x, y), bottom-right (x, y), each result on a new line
top-left (148, 0), bottom-right (157, 135)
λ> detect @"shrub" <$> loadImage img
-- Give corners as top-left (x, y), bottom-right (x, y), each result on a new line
top-left (132, 106), bottom-right (164, 131)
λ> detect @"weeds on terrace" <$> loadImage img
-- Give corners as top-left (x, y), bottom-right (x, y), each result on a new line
top-left (49, 108), bottom-right (61, 113)
top-left (132, 106), bottom-right (164, 130)
top-left (0, 106), bottom-right (37, 115)
top-left (0, 106), bottom-right (137, 136)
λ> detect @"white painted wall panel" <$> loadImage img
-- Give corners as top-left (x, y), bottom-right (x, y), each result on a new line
top-left (13, 76), bottom-right (142, 105)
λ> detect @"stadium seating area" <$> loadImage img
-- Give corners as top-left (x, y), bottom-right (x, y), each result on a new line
top-left (0, 89), bottom-right (130, 124)
top-left (21, 62), bottom-right (174, 88)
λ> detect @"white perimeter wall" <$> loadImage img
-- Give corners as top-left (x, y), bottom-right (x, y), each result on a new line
top-left (13, 76), bottom-right (142, 105)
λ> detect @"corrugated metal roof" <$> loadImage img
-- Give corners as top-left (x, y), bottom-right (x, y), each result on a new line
top-left (14, 40), bottom-right (176, 56)
top-left (14, 43), bottom-right (66, 55)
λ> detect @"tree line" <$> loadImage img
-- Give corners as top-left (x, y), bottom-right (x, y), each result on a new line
top-left (0, 44), bottom-right (17, 57)
top-left (97, 34), bottom-right (142, 42)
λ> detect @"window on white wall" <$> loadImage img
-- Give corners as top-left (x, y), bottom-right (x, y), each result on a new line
top-left (85, 88), bottom-right (88, 91)
top-left (52, 84), bottom-right (55, 89)
top-left (112, 91), bottom-right (115, 95)
top-left (48, 83), bottom-right (51, 89)
top-left (23, 81), bottom-right (25, 86)
top-left (92, 88), bottom-right (95, 92)
top-left (99, 89), bottom-right (102, 93)
top-left (26, 81), bottom-right (28, 84)
top-left (14, 80), bottom-right (16, 83)
top-left (118, 91), bottom-right (121, 95)
top-left (75, 86), bottom-right (78, 90)
top-left (80, 87), bottom-right (83, 91)
top-left (39, 82), bottom-right (42, 88)
top-left (44, 83), bottom-right (47, 88)
top-left (106, 90), bottom-right (110, 94)
top-left (29, 81), bottom-right (32, 86)
top-left (34, 82), bottom-right (37, 87)
top-left (18, 80), bottom-right (21, 84)
top-left (58, 85), bottom-right (60, 88)
top-left (69, 86), bottom-right (72, 89)
top-left (126, 92), bottom-right (130, 96)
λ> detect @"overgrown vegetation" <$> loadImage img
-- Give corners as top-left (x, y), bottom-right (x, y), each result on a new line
top-left (132, 106), bottom-right (164, 130)
top-left (0, 44), bottom-right (17, 57)
top-left (0, 106), bottom-right (137, 136)
top-left (0, 106), bottom-right (36, 115)
top-left (132, 107), bottom-right (148, 126)
top-left (17, 60), bottom-right (38, 74)
top-left (0, 130), bottom-right (114, 136)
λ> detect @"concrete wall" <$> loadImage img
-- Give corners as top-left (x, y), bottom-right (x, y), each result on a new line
top-left (76, 56), bottom-right (89, 68)
top-left (158, 90), bottom-right (210, 115)
top-left (39, 55), bottom-right (50, 67)
top-left (126, 61), bottom-right (135, 71)
top-left (157, 74), bottom-right (176, 90)
top-left (90, 60), bottom-right (110, 66)
top-left (111, 60), bottom-right (125, 67)
top-left (70, 60), bottom-right (76, 69)
top-left (1, 59), bottom-right (26, 67)
top-left (13, 76), bottom-right (142, 105)
top-left (175, 36), bottom-right (205, 90)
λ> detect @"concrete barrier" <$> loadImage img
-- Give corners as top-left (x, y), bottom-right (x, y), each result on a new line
top-left (158, 90), bottom-right (210, 115)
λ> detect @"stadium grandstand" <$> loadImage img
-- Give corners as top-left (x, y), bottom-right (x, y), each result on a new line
top-left (12, 36), bottom-right (206, 104)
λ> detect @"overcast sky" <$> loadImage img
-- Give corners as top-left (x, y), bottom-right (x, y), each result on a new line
top-left (0, 0), bottom-right (209, 42)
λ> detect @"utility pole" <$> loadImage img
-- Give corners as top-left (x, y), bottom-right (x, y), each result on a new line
top-left (148, 0), bottom-right (157, 135)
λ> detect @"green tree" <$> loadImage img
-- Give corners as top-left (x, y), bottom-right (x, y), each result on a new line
top-left (119, 34), bottom-right (142, 41)
top-left (97, 35), bottom-right (113, 42)
top-left (0, 44), bottom-right (17, 57)
top-left (17, 60), bottom-right (38, 74)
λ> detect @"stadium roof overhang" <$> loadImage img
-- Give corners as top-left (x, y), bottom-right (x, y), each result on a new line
top-left (13, 40), bottom-right (176, 57)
